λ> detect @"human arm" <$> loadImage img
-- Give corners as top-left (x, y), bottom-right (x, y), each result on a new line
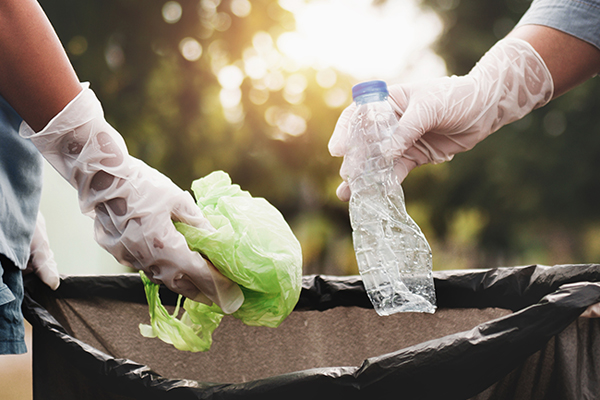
top-left (0, 0), bottom-right (81, 131)
top-left (0, 0), bottom-right (243, 312)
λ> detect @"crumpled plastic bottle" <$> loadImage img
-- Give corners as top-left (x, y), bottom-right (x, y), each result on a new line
top-left (346, 80), bottom-right (436, 315)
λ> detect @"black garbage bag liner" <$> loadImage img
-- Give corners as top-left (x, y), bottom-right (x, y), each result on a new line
top-left (22, 264), bottom-right (600, 400)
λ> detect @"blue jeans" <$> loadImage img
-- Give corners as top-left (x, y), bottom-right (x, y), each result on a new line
top-left (0, 255), bottom-right (26, 354)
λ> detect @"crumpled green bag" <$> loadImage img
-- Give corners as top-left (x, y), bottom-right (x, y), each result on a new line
top-left (139, 171), bottom-right (303, 352)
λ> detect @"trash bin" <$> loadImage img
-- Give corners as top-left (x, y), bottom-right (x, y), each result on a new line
top-left (23, 264), bottom-right (600, 400)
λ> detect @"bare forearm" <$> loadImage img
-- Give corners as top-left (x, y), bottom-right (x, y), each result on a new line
top-left (508, 24), bottom-right (600, 99)
top-left (0, 0), bottom-right (81, 131)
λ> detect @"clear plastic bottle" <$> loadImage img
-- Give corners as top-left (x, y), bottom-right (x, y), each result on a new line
top-left (346, 80), bottom-right (436, 315)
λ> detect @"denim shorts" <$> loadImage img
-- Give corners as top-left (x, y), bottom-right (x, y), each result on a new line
top-left (0, 254), bottom-right (27, 354)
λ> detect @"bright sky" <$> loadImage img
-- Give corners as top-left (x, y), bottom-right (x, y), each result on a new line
top-left (277, 0), bottom-right (447, 82)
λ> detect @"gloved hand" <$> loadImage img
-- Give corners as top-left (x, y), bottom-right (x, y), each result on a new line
top-left (25, 211), bottom-right (60, 290)
top-left (330, 37), bottom-right (554, 201)
top-left (20, 83), bottom-right (244, 314)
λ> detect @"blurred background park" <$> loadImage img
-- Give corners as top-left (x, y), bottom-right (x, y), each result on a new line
top-left (37, 0), bottom-right (600, 277)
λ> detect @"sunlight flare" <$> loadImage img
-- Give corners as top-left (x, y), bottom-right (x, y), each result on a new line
top-left (278, 0), bottom-right (446, 81)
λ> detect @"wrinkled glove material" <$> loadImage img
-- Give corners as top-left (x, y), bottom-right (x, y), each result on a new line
top-left (140, 171), bottom-right (303, 352)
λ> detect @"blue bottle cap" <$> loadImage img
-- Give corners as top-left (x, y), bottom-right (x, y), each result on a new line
top-left (352, 80), bottom-right (388, 100)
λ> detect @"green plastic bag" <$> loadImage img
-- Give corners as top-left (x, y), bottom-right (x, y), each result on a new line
top-left (140, 171), bottom-right (303, 352)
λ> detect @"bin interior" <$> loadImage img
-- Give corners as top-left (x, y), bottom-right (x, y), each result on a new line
top-left (46, 292), bottom-right (509, 383)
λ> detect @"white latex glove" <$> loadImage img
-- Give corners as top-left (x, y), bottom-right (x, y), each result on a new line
top-left (330, 37), bottom-right (554, 201)
top-left (25, 211), bottom-right (60, 290)
top-left (20, 83), bottom-right (243, 314)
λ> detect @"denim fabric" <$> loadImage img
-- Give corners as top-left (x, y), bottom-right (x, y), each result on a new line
top-left (0, 255), bottom-right (26, 354)
top-left (0, 96), bottom-right (42, 353)
top-left (517, 0), bottom-right (600, 50)
top-left (0, 95), bottom-right (43, 270)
